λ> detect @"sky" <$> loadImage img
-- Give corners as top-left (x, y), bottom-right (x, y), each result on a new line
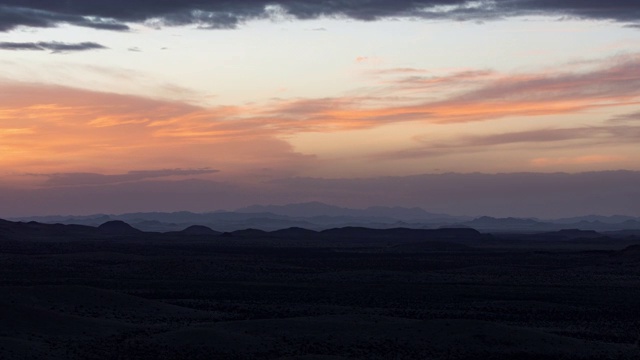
top-left (0, 1), bottom-right (639, 217)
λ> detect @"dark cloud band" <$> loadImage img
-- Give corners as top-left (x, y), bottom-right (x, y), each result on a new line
top-left (0, 41), bottom-right (107, 52)
top-left (0, 1), bottom-right (639, 32)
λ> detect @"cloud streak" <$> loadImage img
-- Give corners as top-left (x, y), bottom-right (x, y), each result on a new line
top-left (34, 168), bottom-right (219, 187)
top-left (1, 1), bottom-right (640, 32)
top-left (376, 125), bottom-right (640, 160)
top-left (0, 41), bottom-right (107, 52)
top-left (254, 54), bottom-right (640, 131)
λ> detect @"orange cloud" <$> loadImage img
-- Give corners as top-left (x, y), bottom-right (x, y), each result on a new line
top-left (0, 82), bottom-right (313, 180)
top-left (253, 54), bottom-right (640, 131)
top-left (2, 54), bottom-right (640, 182)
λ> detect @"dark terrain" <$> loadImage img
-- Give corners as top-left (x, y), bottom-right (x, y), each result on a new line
top-left (1, 219), bottom-right (639, 359)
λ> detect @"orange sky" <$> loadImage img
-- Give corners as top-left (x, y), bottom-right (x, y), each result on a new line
top-left (1, 8), bottom-right (640, 216)
top-left (2, 53), bottom-right (639, 184)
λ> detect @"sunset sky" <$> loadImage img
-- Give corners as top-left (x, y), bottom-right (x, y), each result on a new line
top-left (1, 1), bottom-right (639, 217)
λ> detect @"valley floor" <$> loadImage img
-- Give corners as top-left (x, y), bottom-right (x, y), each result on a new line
top-left (1, 236), bottom-right (639, 359)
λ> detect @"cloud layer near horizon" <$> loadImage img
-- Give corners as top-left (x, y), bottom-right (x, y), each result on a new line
top-left (1, 1), bottom-right (640, 32)
top-left (1, 171), bottom-right (638, 218)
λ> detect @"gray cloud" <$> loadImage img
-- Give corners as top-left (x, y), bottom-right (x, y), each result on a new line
top-left (1, 1), bottom-right (640, 32)
top-left (0, 5), bottom-right (129, 31)
top-left (0, 41), bottom-right (107, 52)
top-left (33, 168), bottom-right (219, 187)
top-left (609, 111), bottom-right (640, 123)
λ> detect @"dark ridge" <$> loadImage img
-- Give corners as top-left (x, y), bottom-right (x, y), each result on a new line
top-left (605, 229), bottom-right (640, 238)
top-left (515, 229), bottom-right (607, 242)
top-left (393, 240), bottom-right (472, 252)
top-left (269, 227), bottom-right (319, 237)
top-left (0, 219), bottom-right (98, 241)
top-left (552, 229), bottom-right (602, 239)
top-left (461, 216), bottom-right (547, 229)
top-left (619, 244), bottom-right (640, 258)
top-left (230, 228), bottom-right (269, 237)
top-left (320, 227), bottom-right (482, 240)
top-left (179, 225), bottom-right (220, 236)
top-left (97, 220), bottom-right (142, 235)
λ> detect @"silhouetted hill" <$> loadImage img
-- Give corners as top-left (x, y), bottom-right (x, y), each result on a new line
top-left (393, 240), bottom-right (471, 251)
top-left (551, 215), bottom-right (640, 224)
top-left (605, 229), bottom-right (640, 238)
top-left (97, 221), bottom-right (142, 235)
top-left (3, 218), bottom-right (640, 253)
top-left (320, 227), bottom-right (484, 245)
top-left (270, 227), bottom-right (319, 238)
top-left (618, 244), bottom-right (640, 260)
top-left (552, 229), bottom-right (602, 239)
top-left (458, 216), bottom-right (552, 232)
top-left (178, 225), bottom-right (220, 235)
top-left (556, 220), bottom-right (640, 232)
top-left (12, 205), bottom-right (640, 232)
top-left (230, 228), bottom-right (269, 237)
top-left (0, 220), bottom-right (97, 241)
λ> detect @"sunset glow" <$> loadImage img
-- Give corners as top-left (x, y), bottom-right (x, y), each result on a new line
top-left (1, 1), bottom-right (639, 216)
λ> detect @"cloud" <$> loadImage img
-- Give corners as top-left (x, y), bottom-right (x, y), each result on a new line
top-left (609, 110), bottom-right (640, 123)
top-left (367, 68), bottom-right (430, 76)
top-left (1, 54), bottom-right (638, 185)
top-left (2, 171), bottom-right (639, 218)
top-left (34, 168), bottom-right (219, 187)
top-left (0, 4), bottom-right (129, 32)
top-left (530, 156), bottom-right (626, 167)
top-left (256, 54), bottom-right (640, 131)
top-left (376, 124), bottom-right (640, 160)
top-left (0, 82), bottom-right (316, 180)
top-left (0, 41), bottom-right (107, 52)
top-left (1, 1), bottom-right (640, 32)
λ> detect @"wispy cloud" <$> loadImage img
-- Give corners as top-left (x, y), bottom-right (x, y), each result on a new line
top-left (34, 168), bottom-right (219, 187)
top-left (608, 110), bottom-right (640, 123)
top-left (0, 41), bottom-right (107, 53)
top-left (3, 55), bottom-right (639, 138)
top-left (253, 54), bottom-right (640, 131)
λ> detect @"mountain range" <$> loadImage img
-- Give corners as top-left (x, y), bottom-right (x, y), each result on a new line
top-left (10, 202), bottom-right (640, 233)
